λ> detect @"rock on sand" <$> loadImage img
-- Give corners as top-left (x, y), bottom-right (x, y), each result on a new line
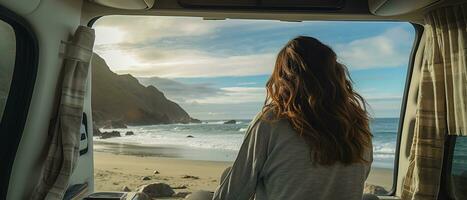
top-left (364, 183), bottom-right (388, 195)
top-left (182, 175), bottom-right (199, 179)
top-left (138, 182), bottom-right (175, 198)
top-left (93, 123), bottom-right (102, 136)
top-left (223, 120), bottom-right (236, 124)
top-left (100, 131), bottom-right (121, 139)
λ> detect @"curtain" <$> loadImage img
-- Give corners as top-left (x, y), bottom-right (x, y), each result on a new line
top-left (402, 3), bottom-right (467, 200)
top-left (32, 26), bottom-right (95, 200)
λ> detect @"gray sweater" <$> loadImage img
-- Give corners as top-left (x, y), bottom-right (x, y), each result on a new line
top-left (213, 112), bottom-right (372, 200)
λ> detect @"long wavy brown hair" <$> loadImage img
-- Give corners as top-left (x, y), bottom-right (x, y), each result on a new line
top-left (263, 36), bottom-right (372, 165)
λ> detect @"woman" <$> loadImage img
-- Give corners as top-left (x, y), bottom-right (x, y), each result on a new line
top-left (212, 36), bottom-right (373, 200)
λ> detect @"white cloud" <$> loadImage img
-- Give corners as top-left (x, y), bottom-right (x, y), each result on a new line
top-left (335, 27), bottom-right (412, 69)
top-left (94, 27), bottom-right (126, 45)
top-left (138, 76), bottom-right (222, 102)
top-left (138, 77), bottom-right (265, 105)
top-left (94, 16), bottom-right (218, 45)
top-left (357, 89), bottom-right (403, 118)
top-left (188, 87), bottom-right (265, 104)
top-left (94, 16), bottom-right (413, 77)
top-left (96, 47), bottom-right (276, 77)
top-left (94, 15), bottom-right (297, 46)
top-left (236, 82), bottom-right (257, 86)
top-left (93, 16), bottom-right (289, 77)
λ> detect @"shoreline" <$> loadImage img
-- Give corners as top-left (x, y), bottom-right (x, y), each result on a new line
top-left (94, 140), bottom-right (239, 162)
top-left (94, 141), bottom-right (393, 194)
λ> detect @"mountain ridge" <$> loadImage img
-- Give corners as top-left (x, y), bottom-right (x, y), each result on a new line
top-left (92, 53), bottom-right (199, 127)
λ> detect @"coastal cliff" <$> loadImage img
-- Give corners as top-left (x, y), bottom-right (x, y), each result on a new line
top-left (91, 54), bottom-right (199, 127)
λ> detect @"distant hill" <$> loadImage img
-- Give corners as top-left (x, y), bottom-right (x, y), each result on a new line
top-left (91, 54), bottom-right (199, 127)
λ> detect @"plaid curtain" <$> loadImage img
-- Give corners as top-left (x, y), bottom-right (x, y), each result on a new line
top-left (32, 26), bottom-right (95, 200)
top-left (402, 3), bottom-right (467, 200)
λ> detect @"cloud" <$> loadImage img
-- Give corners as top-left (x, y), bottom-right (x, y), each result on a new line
top-left (236, 82), bottom-right (258, 86)
top-left (191, 87), bottom-right (265, 104)
top-left (138, 76), bottom-right (222, 102)
top-left (335, 27), bottom-right (412, 69)
top-left (94, 15), bottom-right (301, 46)
top-left (96, 47), bottom-right (276, 77)
top-left (137, 76), bottom-right (266, 119)
top-left (94, 16), bottom-right (412, 78)
top-left (357, 88), bottom-right (403, 117)
top-left (94, 16), bottom-right (219, 45)
top-left (139, 76), bottom-right (265, 104)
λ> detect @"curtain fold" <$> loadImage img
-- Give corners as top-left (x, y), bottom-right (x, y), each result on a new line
top-left (402, 3), bottom-right (467, 200)
top-left (32, 26), bottom-right (95, 200)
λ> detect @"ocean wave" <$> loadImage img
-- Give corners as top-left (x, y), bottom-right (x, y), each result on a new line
top-left (96, 121), bottom-right (399, 166)
top-left (96, 126), bottom-right (244, 151)
top-left (373, 142), bottom-right (396, 154)
top-left (206, 121), bottom-right (227, 124)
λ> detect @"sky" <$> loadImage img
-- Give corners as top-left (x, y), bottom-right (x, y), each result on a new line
top-left (94, 16), bottom-right (415, 120)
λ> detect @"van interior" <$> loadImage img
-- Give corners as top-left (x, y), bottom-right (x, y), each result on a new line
top-left (0, 0), bottom-right (466, 200)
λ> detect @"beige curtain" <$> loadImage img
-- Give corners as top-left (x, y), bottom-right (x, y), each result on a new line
top-left (32, 26), bottom-right (95, 200)
top-left (402, 3), bottom-right (467, 200)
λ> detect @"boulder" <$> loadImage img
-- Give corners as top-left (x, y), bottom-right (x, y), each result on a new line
top-left (153, 170), bottom-right (160, 174)
top-left (100, 131), bottom-right (121, 139)
top-left (186, 135), bottom-right (194, 138)
top-left (364, 183), bottom-right (388, 195)
top-left (182, 175), bottom-right (199, 179)
top-left (93, 122), bottom-right (102, 136)
top-left (190, 118), bottom-right (202, 123)
top-left (138, 183), bottom-right (175, 198)
top-left (122, 186), bottom-right (131, 192)
top-left (223, 120), bottom-right (236, 124)
top-left (141, 176), bottom-right (151, 180)
top-left (125, 131), bottom-right (134, 136)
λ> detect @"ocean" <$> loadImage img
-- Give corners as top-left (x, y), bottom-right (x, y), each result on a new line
top-left (95, 118), bottom-right (400, 169)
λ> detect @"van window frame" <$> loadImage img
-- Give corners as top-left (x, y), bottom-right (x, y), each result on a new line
top-left (0, 5), bottom-right (39, 198)
top-left (88, 16), bottom-right (424, 196)
top-left (388, 23), bottom-right (423, 196)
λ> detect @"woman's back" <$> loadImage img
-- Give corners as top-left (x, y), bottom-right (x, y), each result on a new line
top-left (213, 112), bottom-right (372, 200)
top-left (213, 36), bottom-right (373, 200)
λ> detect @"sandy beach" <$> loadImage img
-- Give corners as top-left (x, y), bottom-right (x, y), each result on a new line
top-left (94, 151), bottom-right (230, 193)
top-left (94, 142), bottom-right (394, 198)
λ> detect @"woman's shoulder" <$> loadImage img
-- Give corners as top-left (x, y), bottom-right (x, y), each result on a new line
top-left (250, 109), bottom-right (292, 133)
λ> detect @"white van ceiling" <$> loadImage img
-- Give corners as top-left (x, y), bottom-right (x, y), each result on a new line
top-left (89, 0), bottom-right (155, 10)
top-left (177, 0), bottom-right (346, 9)
top-left (369, 0), bottom-right (442, 16)
top-left (0, 0), bottom-right (40, 15)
